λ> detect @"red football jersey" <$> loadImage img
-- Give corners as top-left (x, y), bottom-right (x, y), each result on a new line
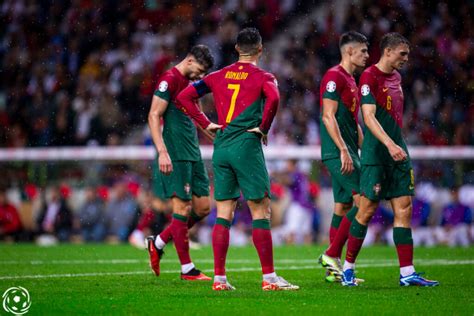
top-left (177, 62), bottom-right (279, 137)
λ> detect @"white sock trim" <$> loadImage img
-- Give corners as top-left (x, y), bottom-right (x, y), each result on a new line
top-left (343, 261), bottom-right (355, 271)
top-left (263, 272), bottom-right (277, 282)
top-left (181, 262), bottom-right (195, 274)
top-left (214, 275), bottom-right (227, 283)
top-left (154, 236), bottom-right (166, 249)
top-left (400, 265), bottom-right (415, 277)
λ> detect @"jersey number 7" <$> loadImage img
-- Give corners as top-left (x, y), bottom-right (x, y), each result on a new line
top-left (226, 84), bottom-right (240, 123)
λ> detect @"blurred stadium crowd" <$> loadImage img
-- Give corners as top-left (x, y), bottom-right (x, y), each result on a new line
top-left (0, 169), bottom-right (472, 247)
top-left (0, 1), bottom-right (473, 244)
top-left (1, 0), bottom-right (472, 148)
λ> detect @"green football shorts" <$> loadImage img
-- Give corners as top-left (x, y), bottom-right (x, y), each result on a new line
top-left (213, 137), bottom-right (270, 201)
top-left (360, 161), bottom-right (415, 201)
top-left (323, 156), bottom-right (361, 204)
top-left (152, 159), bottom-right (209, 201)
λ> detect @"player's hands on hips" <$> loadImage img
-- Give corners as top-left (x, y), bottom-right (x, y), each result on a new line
top-left (340, 148), bottom-right (354, 175)
top-left (247, 127), bottom-right (268, 145)
top-left (206, 122), bottom-right (222, 134)
top-left (388, 143), bottom-right (407, 161)
top-left (158, 151), bottom-right (173, 175)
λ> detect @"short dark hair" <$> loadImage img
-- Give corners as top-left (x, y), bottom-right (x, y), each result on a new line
top-left (380, 32), bottom-right (410, 52)
top-left (339, 31), bottom-right (368, 49)
top-left (189, 45), bottom-right (214, 70)
top-left (236, 27), bottom-right (262, 55)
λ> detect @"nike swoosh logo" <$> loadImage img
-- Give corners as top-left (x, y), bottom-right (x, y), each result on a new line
top-left (383, 88), bottom-right (389, 92)
top-left (409, 185), bottom-right (414, 190)
top-left (351, 88), bottom-right (356, 92)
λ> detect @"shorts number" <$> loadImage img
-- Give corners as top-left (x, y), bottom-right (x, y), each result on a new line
top-left (226, 84), bottom-right (240, 123)
top-left (351, 97), bottom-right (356, 112)
top-left (386, 95), bottom-right (392, 110)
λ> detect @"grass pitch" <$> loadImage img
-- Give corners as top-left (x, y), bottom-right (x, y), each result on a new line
top-left (0, 244), bottom-right (473, 315)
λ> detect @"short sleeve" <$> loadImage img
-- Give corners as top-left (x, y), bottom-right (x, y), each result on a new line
top-left (359, 71), bottom-right (377, 106)
top-left (321, 71), bottom-right (343, 101)
top-left (154, 75), bottom-right (175, 102)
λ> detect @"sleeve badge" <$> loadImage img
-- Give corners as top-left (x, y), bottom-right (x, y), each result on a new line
top-left (361, 84), bottom-right (370, 96)
top-left (158, 81), bottom-right (168, 92)
top-left (326, 81), bottom-right (337, 93)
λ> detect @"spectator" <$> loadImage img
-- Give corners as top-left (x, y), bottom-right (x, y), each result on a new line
top-left (78, 187), bottom-right (106, 242)
top-left (0, 188), bottom-right (23, 240)
top-left (104, 181), bottom-right (140, 242)
top-left (411, 197), bottom-right (436, 247)
top-left (36, 186), bottom-right (73, 242)
top-left (436, 187), bottom-right (472, 247)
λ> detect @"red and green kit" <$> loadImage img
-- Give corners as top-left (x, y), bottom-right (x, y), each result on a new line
top-left (178, 62), bottom-right (279, 201)
top-left (359, 65), bottom-right (414, 201)
top-left (320, 65), bottom-right (361, 203)
top-left (152, 67), bottom-right (209, 200)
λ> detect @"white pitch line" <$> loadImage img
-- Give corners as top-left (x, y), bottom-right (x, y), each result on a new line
top-left (0, 258), bottom-right (472, 265)
top-left (0, 260), bottom-right (472, 280)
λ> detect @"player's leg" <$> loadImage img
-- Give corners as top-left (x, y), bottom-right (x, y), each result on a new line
top-left (212, 199), bottom-right (237, 290)
top-left (188, 160), bottom-right (211, 229)
top-left (321, 157), bottom-right (361, 281)
top-left (247, 197), bottom-right (299, 291)
top-left (211, 146), bottom-right (240, 290)
top-left (146, 161), bottom-right (193, 277)
top-left (341, 195), bottom-right (378, 286)
top-left (391, 161), bottom-right (437, 286)
top-left (235, 138), bottom-right (298, 290)
top-left (391, 196), bottom-right (439, 286)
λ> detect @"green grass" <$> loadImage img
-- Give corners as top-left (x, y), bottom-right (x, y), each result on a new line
top-left (0, 244), bottom-right (473, 315)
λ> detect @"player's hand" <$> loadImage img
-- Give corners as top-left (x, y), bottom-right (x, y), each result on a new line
top-left (206, 122), bottom-right (222, 134)
top-left (158, 151), bottom-right (173, 175)
top-left (340, 149), bottom-right (354, 175)
top-left (387, 143), bottom-right (407, 162)
top-left (247, 127), bottom-right (268, 146)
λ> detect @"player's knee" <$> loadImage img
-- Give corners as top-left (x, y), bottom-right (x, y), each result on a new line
top-left (357, 205), bottom-right (377, 224)
top-left (195, 202), bottom-right (211, 217)
top-left (395, 204), bottom-right (412, 221)
top-left (173, 202), bottom-right (192, 216)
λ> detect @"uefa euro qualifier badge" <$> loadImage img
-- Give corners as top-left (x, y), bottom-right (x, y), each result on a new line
top-left (2, 286), bottom-right (31, 315)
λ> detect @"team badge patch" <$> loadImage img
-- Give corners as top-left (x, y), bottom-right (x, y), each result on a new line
top-left (184, 183), bottom-right (191, 195)
top-left (326, 81), bottom-right (336, 92)
top-left (361, 84), bottom-right (370, 96)
top-left (158, 81), bottom-right (168, 92)
top-left (373, 183), bottom-right (381, 195)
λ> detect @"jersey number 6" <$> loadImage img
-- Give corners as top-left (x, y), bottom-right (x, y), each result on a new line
top-left (226, 84), bottom-right (240, 123)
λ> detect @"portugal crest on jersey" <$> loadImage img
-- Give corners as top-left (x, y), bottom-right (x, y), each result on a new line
top-left (184, 183), bottom-right (191, 195)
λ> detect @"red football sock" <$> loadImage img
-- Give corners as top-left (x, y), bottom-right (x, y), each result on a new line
top-left (169, 214), bottom-right (191, 265)
top-left (329, 214), bottom-right (343, 244)
top-left (158, 225), bottom-right (173, 244)
top-left (393, 227), bottom-right (414, 267)
top-left (212, 218), bottom-right (231, 276)
top-left (252, 219), bottom-right (274, 274)
top-left (396, 244), bottom-right (414, 267)
top-left (329, 226), bottom-right (338, 244)
top-left (326, 216), bottom-right (351, 258)
top-left (344, 219), bottom-right (367, 264)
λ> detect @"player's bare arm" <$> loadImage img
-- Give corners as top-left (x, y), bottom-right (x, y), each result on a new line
top-left (322, 98), bottom-right (354, 174)
top-left (361, 103), bottom-right (407, 161)
top-left (249, 75), bottom-right (279, 146)
top-left (148, 95), bottom-right (173, 175)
